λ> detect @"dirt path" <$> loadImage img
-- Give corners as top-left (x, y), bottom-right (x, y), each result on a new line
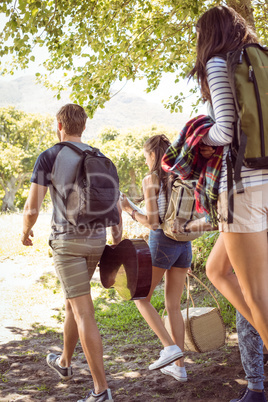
top-left (1, 254), bottom-right (267, 401)
top-left (0, 254), bottom-right (60, 344)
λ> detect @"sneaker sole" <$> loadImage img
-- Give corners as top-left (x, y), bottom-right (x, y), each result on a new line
top-left (46, 355), bottom-right (73, 380)
top-left (149, 351), bottom-right (183, 370)
top-left (160, 367), bottom-right (188, 382)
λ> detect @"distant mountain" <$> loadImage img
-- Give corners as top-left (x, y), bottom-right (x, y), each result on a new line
top-left (0, 76), bottom-right (190, 138)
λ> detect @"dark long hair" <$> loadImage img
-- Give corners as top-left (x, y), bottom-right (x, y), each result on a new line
top-left (143, 134), bottom-right (171, 195)
top-left (188, 5), bottom-right (259, 102)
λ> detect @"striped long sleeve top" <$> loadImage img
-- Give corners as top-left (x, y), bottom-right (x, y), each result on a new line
top-left (202, 56), bottom-right (268, 193)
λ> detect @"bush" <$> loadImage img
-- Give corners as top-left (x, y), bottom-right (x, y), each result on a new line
top-left (191, 231), bottom-right (219, 279)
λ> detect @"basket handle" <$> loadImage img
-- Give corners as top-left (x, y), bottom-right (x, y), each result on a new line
top-left (185, 273), bottom-right (222, 350)
top-left (161, 272), bottom-right (221, 322)
top-left (185, 279), bottom-right (195, 307)
top-left (186, 272), bottom-right (221, 311)
top-left (161, 285), bottom-right (195, 320)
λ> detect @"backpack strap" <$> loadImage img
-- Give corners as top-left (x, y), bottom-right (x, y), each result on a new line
top-left (226, 134), bottom-right (246, 225)
top-left (233, 131), bottom-right (247, 194)
top-left (59, 141), bottom-right (100, 156)
top-left (226, 154), bottom-right (234, 224)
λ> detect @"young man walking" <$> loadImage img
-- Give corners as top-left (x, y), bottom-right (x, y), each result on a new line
top-left (21, 103), bottom-right (122, 402)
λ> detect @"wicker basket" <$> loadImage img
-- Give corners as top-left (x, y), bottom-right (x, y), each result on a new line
top-left (162, 273), bottom-right (226, 353)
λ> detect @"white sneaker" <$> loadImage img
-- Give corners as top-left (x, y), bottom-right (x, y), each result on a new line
top-left (160, 363), bottom-right (188, 382)
top-left (149, 346), bottom-right (183, 370)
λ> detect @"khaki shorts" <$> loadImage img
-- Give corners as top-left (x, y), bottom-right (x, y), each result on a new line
top-left (218, 183), bottom-right (268, 233)
top-left (50, 237), bottom-right (106, 299)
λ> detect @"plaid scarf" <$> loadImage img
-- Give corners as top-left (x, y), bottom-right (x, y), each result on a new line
top-left (161, 115), bottom-right (223, 226)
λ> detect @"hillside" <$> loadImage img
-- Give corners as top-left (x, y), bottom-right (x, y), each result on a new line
top-left (0, 76), bottom-right (190, 138)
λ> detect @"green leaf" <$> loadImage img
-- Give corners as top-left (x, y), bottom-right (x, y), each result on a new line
top-left (31, 8), bottom-right (39, 17)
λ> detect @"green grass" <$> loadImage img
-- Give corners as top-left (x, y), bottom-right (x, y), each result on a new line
top-left (93, 284), bottom-right (164, 336)
top-left (38, 271), bottom-right (61, 293)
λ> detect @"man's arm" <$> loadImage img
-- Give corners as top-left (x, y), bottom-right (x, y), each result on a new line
top-left (111, 200), bottom-right (123, 245)
top-left (21, 183), bottom-right (48, 246)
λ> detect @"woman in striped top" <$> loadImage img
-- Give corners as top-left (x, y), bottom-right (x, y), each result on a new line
top-left (121, 134), bottom-right (190, 381)
top-left (189, 4), bottom-right (268, 368)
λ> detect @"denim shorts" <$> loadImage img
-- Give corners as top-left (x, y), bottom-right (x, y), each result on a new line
top-left (148, 229), bottom-right (192, 270)
top-left (50, 237), bottom-right (106, 299)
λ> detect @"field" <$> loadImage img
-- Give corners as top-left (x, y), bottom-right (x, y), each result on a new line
top-left (0, 212), bottom-right (267, 401)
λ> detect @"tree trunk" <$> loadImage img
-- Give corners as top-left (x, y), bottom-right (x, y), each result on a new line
top-left (2, 191), bottom-right (16, 211)
top-left (226, 0), bottom-right (255, 28)
top-left (1, 176), bottom-right (20, 211)
top-left (128, 168), bottom-right (139, 199)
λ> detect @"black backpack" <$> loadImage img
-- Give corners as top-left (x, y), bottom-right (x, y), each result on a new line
top-left (55, 142), bottom-right (120, 228)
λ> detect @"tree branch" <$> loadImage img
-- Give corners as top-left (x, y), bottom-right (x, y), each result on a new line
top-left (32, 0), bottom-right (58, 48)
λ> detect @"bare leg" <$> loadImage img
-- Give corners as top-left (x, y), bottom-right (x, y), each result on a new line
top-left (135, 266), bottom-right (175, 347)
top-left (206, 234), bottom-right (254, 326)
top-left (165, 267), bottom-right (188, 367)
top-left (222, 230), bottom-right (268, 348)
top-left (69, 294), bottom-right (108, 395)
top-left (59, 299), bottom-right (79, 367)
top-left (206, 234), bottom-right (265, 392)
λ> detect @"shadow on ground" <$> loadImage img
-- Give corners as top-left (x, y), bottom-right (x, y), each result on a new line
top-left (1, 323), bottom-right (264, 402)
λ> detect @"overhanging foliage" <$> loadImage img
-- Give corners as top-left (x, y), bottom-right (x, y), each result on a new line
top-left (0, 1), bottom-right (267, 116)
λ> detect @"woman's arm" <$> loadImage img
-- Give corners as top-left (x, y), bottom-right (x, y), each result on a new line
top-left (202, 57), bottom-right (235, 147)
top-left (121, 174), bottom-right (160, 230)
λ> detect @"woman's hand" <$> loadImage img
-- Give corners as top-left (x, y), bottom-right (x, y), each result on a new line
top-left (119, 193), bottom-right (132, 214)
top-left (171, 218), bottom-right (186, 233)
top-left (199, 144), bottom-right (216, 159)
top-left (172, 216), bottom-right (215, 233)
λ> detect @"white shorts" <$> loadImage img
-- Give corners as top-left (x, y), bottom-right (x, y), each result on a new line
top-left (218, 183), bottom-right (268, 233)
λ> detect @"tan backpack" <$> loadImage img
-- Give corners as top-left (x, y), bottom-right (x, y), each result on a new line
top-left (161, 178), bottom-right (210, 241)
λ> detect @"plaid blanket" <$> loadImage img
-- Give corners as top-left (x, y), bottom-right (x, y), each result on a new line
top-left (161, 115), bottom-right (223, 226)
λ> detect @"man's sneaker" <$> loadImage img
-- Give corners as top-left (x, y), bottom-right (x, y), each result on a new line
top-left (230, 387), bottom-right (267, 402)
top-left (77, 388), bottom-right (113, 402)
top-left (160, 363), bottom-right (187, 382)
top-left (46, 353), bottom-right (73, 380)
top-left (149, 346), bottom-right (183, 370)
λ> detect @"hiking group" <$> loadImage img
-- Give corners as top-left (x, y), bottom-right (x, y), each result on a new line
top-left (21, 5), bottom-right (268, 402)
